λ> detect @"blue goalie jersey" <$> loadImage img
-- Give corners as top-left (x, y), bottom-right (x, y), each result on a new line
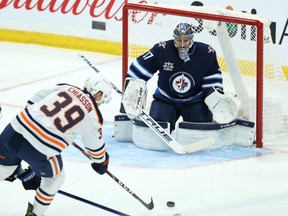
top-left (127, 40), bottom-right (223, 104)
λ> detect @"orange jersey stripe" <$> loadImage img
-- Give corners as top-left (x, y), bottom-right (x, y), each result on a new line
top-left (20, 111), bottom-right (66, 149)
top-left (50, 157), bottom-right (59, 175)
top-left (0, 155), bottom-right (6, 159)
top-left (36, 190), bottom-right (54, 202)
top-left (88, 148), bottom-right (106, 158)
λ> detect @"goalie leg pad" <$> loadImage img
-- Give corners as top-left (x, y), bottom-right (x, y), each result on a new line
top-left (176, 119), bottom-right (255, 149)
top-left (114, 115), bottom-right (133, 142)
top-left (132, 119), bottom-right (170, 151)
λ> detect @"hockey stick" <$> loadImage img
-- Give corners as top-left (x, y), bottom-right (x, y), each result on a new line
top-left (79, 54), bottom-right (214, 154)
top-left (79, 54), bottom-right (123, 95)
top-left (72, 142), bottom-right (154, 210)
top-left (58, 190), bottom-right (129, 216)
top-left (138, 112), bottom-right (214, 154)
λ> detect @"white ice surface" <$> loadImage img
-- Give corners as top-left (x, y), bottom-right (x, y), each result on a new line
top-left (1, 42), bottom-right (288, 216)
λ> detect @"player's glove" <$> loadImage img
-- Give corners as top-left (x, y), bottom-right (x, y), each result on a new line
top-left (91, 152), bottom-right (109, 175)
top-left (17, 166), bottom-right (42, 190)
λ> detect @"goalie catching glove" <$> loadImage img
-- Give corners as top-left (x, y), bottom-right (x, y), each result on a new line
top-left (205, 87), bottom-right (241, 124)
top-left (121, 78), bottom-right (148, 119)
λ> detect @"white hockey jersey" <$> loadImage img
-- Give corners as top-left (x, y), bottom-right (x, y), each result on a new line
top-left (11, 83), bottom-right (107, 163)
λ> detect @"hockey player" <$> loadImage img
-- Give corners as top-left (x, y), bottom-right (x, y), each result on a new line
top-left (0, 76), bottom-right (112, 216)
top-left (124, 22), bottom-right (224, 132)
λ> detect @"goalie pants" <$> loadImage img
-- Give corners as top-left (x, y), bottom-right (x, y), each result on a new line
top-left (149, 99), bottom-right (212, 132)
top-left (0, 123), bottom-right (65, 215)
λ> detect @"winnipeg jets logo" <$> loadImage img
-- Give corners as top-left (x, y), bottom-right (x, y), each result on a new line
top-left (175, 77), bottom-right (189, 92)
top-left (170, 72), bottom-right (195, 96)
top-left (208, 45), bottom-right (215, 53)
top-left (158, 41), bottom-right (166, 49)
top-left (163, 62), bottom-right (174, 71)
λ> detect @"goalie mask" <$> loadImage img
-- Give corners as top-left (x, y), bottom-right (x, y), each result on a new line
top-left (84, 76), bottom-right (112, 106)
top-left (173, 23), bottom-right (194, 62)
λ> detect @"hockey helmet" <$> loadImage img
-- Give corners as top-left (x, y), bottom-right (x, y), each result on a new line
top-left (84, 76), bottom-right (112, 105)
top-left (173, 23), bottom-right (194, 61)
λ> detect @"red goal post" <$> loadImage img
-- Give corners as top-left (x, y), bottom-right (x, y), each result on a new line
top-left (122, 3), bottom-right (288, 148)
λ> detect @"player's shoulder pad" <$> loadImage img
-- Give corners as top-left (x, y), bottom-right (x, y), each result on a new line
top-left (154, 40), bottom-right (174, 50)
top-left (194, 42), bottom-right (216, 55)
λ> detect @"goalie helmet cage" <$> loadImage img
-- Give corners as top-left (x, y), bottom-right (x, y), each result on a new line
top-left (122, 3), bottom-right (288, 148)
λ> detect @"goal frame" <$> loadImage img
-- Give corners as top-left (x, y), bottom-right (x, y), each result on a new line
top-left (122, 3), bottom-right (264, 148)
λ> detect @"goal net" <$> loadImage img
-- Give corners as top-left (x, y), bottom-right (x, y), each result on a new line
top-left (122, 3), bottom-right (288, 147)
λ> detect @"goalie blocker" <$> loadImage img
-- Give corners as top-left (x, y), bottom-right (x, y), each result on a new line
top-left (121, 77), bottom-right (147, 119)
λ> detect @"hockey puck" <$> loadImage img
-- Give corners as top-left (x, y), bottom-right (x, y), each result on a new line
top-left (167, 201), bottom-right (175, 207)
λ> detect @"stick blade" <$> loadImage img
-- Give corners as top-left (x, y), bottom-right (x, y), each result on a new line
top-left (145, 197), bottom-right (154, 210)
top-left (181, 137), bottom-right (215, 154)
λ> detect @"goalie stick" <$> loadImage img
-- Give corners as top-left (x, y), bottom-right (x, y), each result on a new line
top-left (72, 142), bottom-right (154, 210)
top-left (79, 54), bottom-right (214, 154)
top-left (139, 112), bottom-right (214, 154)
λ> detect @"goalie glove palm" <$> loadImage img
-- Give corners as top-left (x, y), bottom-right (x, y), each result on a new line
top-left (205, 88), bottom-right (241, 123)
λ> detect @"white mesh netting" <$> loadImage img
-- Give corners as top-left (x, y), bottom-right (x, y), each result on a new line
top-left (124, 3), bottom-right (288, 145)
